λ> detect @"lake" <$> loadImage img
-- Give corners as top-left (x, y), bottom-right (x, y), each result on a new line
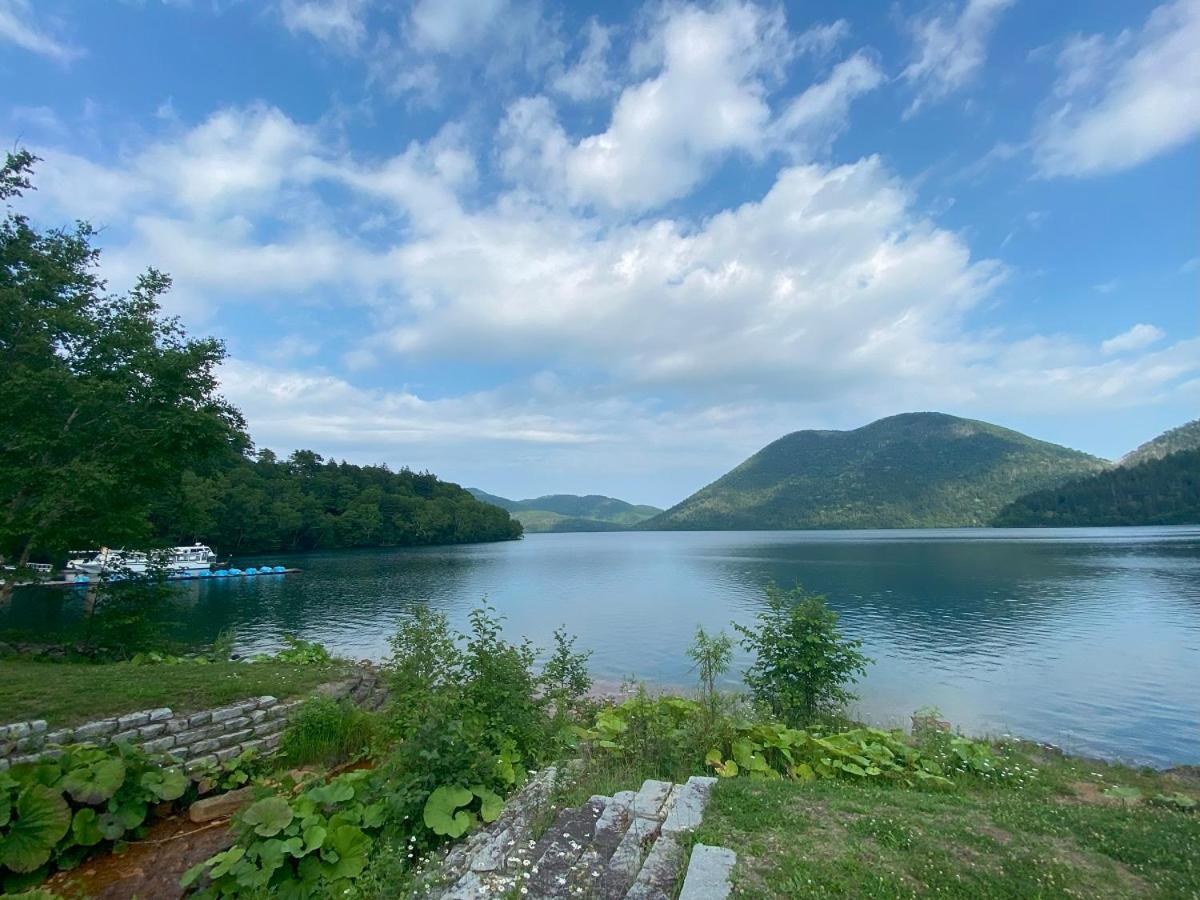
top-left (4, 527), bottom-right (1199, 767)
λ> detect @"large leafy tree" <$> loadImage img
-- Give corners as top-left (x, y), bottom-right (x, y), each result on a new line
top-left (0, 151), bottom-right (247, 564)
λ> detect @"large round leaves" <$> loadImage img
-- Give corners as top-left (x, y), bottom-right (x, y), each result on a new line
top-left (0, 785), bottom-right (71, 873)
top-left (61, 758), bottom-right (126, 805)
top-left (242, 796), bottom-right (294, 838)
top-left (422, 785), bottom-right (474, 838)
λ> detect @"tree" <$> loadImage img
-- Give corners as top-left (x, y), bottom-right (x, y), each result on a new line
top-left (734, 583), bottom-right (872, 726)
top-left (0, 151), bottom-right (247, 563)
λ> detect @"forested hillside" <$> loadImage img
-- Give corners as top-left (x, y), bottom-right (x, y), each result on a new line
top-left (993, 449), bottom-right (1199, 527)
top-left (1121, 419), bottom-right (1200, 466)
top-left (466, 490), bottom-right (661, 532)
top-left (152, 451), bottom-right (522, 555)
top-left (645, 413), bottom-right (1109, 530)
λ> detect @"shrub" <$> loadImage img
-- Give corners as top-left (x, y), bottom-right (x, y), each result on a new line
top-left (540, 626), bottom-right (592, 723)
top-left (279, 697), bottom-right (380, 768)
top-left (734, 583), bottom-right (872, 727)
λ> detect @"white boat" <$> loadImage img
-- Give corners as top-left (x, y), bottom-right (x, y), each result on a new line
top-left (66, 544), bottom-right (217, 576)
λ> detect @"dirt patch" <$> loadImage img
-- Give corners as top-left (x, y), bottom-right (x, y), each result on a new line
top-left (47, 815), bottom-right (234, 900)
top-left (1064, 781), bottom-right (1126, 806)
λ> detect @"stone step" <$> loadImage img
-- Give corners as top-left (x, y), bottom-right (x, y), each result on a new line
top-left (678, 845), bottom-right (736, 900)
top-left (524, 795), bottom-right (607, 896)
top-left (624, 777), bottom-right (719, 900)
top-left (430, 771), bottom-right (723, 900)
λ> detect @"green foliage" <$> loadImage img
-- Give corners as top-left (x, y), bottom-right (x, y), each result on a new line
top-left (1121, 419), bottom-right (1200, 467)
top-left (734, 584), bottom-right (872, 726)
top-left (80, 566), bottom-right (179, 660)
top-left (279, 697), bottom-right (380, 768)
top-left (539, 626), bottom-right (593, 721)
top-left (189, 749), bottom-right (269, 794)
top-left (687, 626), bottom-right (732, 718)
top-left (256, 635), bottom-right (333, 666)
top-left (646, 412), bottom-right (1110, 530)
top-left (583, 696), bottom-right (1010, 789)
top-left (156, 450), bottom-right (522, 556)
top-left (0, 151), bottom-right (247, 566)
top-left (993, 447), bottom-right (1200, 526)
top-left (182, 770), bottom-right (384, 897)
top-left (0, 742), bottom-right (196, 883)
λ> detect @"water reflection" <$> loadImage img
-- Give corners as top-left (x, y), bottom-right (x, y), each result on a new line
top-left (3, 527), bottom-right (1198, 766)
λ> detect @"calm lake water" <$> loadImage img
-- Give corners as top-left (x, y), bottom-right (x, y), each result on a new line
top-left (5, 527), bottom-right (1199, 766)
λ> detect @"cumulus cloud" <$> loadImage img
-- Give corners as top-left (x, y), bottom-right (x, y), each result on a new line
top-left (552, 18), bottom-right (616, 101)
top-left (901, 0), bottom-right (1015, 117)
top-left (0, 0), bottom-right (82, 61)
top-left (1102, 324), bottom-right (1165, 355)
top-left (278, 0), bottom-right (368, 51)
top-left (1033, 0), bottom-right (1200, 177)
top-left (502, 2), bottom-right (881, 212)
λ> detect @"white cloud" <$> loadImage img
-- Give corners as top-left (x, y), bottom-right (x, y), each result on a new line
top-left (560, 1), bottom-right (786, 211)
top-left (901, 0), bottom-right (1015, 117)
top-left (1102, 323), bottom-right (1165, 354)
top-left (278, 0), bottom-right (368, 51)
top-left (0, 0), bottom-right (82, 62)
top-left (552, 17), bottom-right (616, 101)
top-left (1034, 0), bottom-right (1200, 177)
top-left (503, 3), bottom-right (881, 213)
top-left (407, 0), bottom-right (508, 54)
top-left (771, 52), bottom-right (884, 156)
top-left (794, 19), bottom-right (851, 58)
top-left (370, 0), bottom-right (563, 102)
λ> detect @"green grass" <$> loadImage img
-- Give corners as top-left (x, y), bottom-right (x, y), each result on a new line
top-left (691, 746), bottom-right (1200, 898)
top-left (279, 696), bottom-right (381, 767)
top-left (0, 659), bottom-right (351, 726)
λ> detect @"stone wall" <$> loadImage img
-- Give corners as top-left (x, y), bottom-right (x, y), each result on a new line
top-left (0, 665), bottom-right (387, 773)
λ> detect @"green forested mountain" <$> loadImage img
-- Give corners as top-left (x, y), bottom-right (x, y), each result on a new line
top-left (151, 451), bottom-right (522, 555)
top-left (643, 413), bottom-right (1110, 531)
top-left (1120, 419), bottom-right (1200, 467)
top-left (467, 490), bottom-right (662, 532)
top-left (993, 440), bottom-right (1200, 527)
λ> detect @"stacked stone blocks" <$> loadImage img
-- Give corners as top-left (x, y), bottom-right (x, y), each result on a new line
top-left (0, 665), bottom-right (387, 773)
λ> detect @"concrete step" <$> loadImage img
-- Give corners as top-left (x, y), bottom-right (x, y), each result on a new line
top-left (430, 772), bottom-right (722, 900)
top-left (678, 844), bottom-right (736, 900)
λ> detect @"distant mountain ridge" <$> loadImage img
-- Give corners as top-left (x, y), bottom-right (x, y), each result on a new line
top-left (466, 490), bottom-right (662, 533)
top-left (1120, 419), bottom-right (1200, 467)
top-left (643, 412), bottom-right (1110, 531)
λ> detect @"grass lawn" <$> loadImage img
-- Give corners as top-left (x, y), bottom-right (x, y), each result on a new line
top-left (691, 747), bottom-right (1200, 898)
top-left (0, 659), bottom-right (351, 727)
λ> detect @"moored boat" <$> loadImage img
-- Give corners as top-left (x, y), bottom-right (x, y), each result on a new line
top-left (65, 544), bottom-right (218, 576)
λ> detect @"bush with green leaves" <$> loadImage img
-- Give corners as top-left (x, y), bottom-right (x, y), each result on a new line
top-left (540, 626), bottom-right (593, 723)
top-left (253, 635), bottom-right (332, 666)
top-left (279, 697), bottom-right (380, 768)
top-left (0, 743), bottom-right (190, 890)
top-left (182, 769), bottom-right (384, 898)
top-left (583, 695), bottom-right (1012, 789)
top-left (735, 583), bottom-right (872, 726)
top-left (188, 748), bottom-right (271, 795)
top-left (373, 606), bottom-right (554, 853)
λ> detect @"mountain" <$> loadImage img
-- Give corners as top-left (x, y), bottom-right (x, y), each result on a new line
top-left (643, 412), bottom-right (1110, 531)
top-left (1120, 419), bottom-right (1200, 467)
top-left (993, 419), bottom-right (1200, 527)
top-left (466, 490), bottom-right (663, 533)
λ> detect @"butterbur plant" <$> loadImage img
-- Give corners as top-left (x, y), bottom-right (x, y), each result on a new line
top-left (0, 743), bottom-right (190, 887)
top-left (182, 770), bottom-right (385, 898)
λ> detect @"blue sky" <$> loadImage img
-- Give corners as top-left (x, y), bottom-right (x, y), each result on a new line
top-left (2, 0), bottom-right (1197, 507)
